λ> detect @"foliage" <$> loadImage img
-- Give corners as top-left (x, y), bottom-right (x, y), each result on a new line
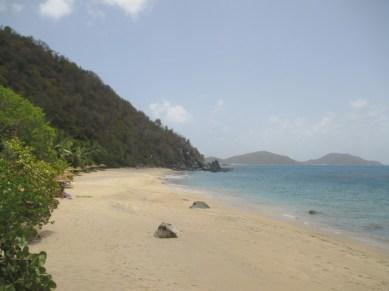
top-left (0, 26), bottom-right (204, 169)
top-left (0, 237), bottom-right (56, 291)
top-left (0, 85), bottom-right (100, 170)
top-left (0, 139), bottom-right (59, 232)
top-left (54, 135), bottom-right (105, 168)
top-left (0, 86), bottom-right (56, 161)
top-left (0, 139), bottom-right (59, 290)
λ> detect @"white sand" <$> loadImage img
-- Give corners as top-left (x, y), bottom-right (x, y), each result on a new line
top-left (31, 168), bottom-right (389, 291)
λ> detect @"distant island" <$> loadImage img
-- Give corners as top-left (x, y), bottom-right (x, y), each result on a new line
top-left (209, 151), bottom-right (382, 166)
top-left (301, 153), bottom-right (382, 166)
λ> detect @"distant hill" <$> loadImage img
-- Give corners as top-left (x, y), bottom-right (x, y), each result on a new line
top-left (223, 151), bottom-right (298, 165)
top-left (220, 151), bottom-right (382, 166)
top-left (0, 26), bottom-right (203, 168)
top-left (303, 153), bottom-right (382, 166)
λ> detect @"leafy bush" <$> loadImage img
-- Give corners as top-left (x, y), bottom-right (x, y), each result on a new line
top-left (54, 134), bottom-right (105, 168)
top-left (0, 86), bottom-right (56, 161)
top-left (0, 85), bottom-right (100, 170)
top-left (0, 139), bottom-right (59, 290)
top-left (0, 237), bottom-right (56, 291)
top-left (0, 139), bottom-right (59, 232)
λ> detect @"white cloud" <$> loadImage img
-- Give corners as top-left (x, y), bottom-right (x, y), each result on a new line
top-left (149, 100), bottom-right (192, 124)
top-left (98, 0), bottom-right (150, 18)
top-left (249, 100), bottom-right (389, 162)
top-left (350, 99), bottom-right (368, 109)
top-left (39, 0), bottom-right (74, 20)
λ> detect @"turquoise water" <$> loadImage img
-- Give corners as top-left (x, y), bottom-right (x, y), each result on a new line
top-left (168, 165), bottom-right (389, 247)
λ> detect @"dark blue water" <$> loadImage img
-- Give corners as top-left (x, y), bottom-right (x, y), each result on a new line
top-left (168, 165), bottom-right (389, 247)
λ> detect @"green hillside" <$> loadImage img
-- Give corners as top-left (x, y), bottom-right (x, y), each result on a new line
top-left (0, 26), bottom-right (203, 168)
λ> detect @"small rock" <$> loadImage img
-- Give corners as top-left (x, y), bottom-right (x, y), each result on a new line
top-left (154, 223), bottom-right (177, 238)
top-left (190, 201), bottom-right (210, 209)
top-left (308, 210), bottom-right (318, 215)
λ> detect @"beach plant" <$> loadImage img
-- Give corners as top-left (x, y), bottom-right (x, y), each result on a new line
top-left (54, 136), bottom-right (75, 162)
top-left (0, 86), bottom-right (56, 162)
top-left (0, 139), bottom-right (59, 231)
top-left (0, 236), bottom-right (56, 291)
top-left (0, 139), bottom-right (58, 290)
top-left (54, 136), bottom-right (103, 169)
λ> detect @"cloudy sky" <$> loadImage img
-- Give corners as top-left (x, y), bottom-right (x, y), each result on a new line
top-left (1, 0), bottom-right (389, 163)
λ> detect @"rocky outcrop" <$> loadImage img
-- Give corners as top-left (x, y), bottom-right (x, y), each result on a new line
top-left (202, 160), bottom-right (232, 173)
top-left (154, 223), bottom-right (178, 238)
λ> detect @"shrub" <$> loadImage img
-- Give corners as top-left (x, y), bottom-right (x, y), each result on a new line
top-left (0, 139), bottom-right (59, 233)
top-left (0, 139), bottom-right (59, 290)
top-left (0, 86), bottom-right (56, 161)
top-left (0, 236), bottom-right (56, 291)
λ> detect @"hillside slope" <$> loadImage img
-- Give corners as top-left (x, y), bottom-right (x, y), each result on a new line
top-left (0, 27), bottom-right (203, 168)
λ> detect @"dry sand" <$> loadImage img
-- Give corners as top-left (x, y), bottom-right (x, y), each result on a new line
top-left (31, 168), bottom-right (389, 291)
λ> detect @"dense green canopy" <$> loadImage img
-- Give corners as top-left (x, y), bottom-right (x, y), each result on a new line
top-left (0, 26), bottom-right (204, 168)
top-left (0, 86), bottom-right (56, 161)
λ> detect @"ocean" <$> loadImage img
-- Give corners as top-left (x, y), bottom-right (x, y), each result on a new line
top-left (166, 165), bottom-right (389, 248)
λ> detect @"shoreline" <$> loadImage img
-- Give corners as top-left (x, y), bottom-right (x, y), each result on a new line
top-left (164, 171), bottom-right (389, 257)
top-left (164, 172), bottom-right (389, 253)
top-left (31, 168), bottom-right (389, 291)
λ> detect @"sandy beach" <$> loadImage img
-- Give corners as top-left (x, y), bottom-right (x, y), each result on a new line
top-left (31, 168), bottom-right (389, 291)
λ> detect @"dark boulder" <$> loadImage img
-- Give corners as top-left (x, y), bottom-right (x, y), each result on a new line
top-left (202, 160), bottom-right (232, 172)
top-left (308, 210), bottom-right (318, 215)
top-left (202, 160), bottom-right (222, 172)
top-left (154, 223), bottom-right (178, 238)
top-left (190, 201), bottom-right (210, 209)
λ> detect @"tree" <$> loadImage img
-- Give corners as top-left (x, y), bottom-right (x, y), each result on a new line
top-left (154, 119), bottom-right (162, 127)
top-left (0, 86), bottom-right (56, 161)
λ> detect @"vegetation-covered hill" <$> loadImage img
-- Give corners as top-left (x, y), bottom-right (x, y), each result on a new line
top-left (221, 151), bottom-right (382, 165)
top-left (0, 26), bottom-right (203, 168)
top-left (302, 153), bottom-right (382, 166)
top-left (223, 151), bottom-right (298, 165)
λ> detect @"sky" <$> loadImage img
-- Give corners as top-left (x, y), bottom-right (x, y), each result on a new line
top-left (1, 0), bottom-right (389, 163)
